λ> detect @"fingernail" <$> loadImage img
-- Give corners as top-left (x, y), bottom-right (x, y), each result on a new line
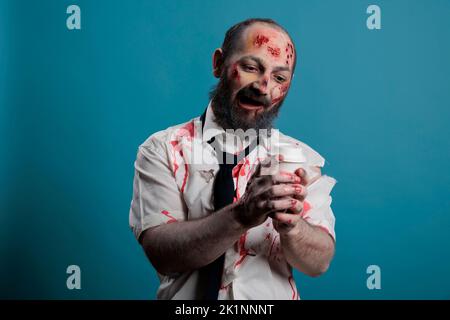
top-left (295, 186), bottom-right (302, 194)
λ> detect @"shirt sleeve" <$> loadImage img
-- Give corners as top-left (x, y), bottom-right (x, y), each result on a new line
top-left (129, 142), bottom-right (187, 241)
top-left (303, 174), bottom-right (337, 241)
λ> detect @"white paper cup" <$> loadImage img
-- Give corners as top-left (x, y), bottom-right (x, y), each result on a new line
top-left (276, 144), bottom-right (306, 174)
top-left (278, 161), bottom-right (304, 174)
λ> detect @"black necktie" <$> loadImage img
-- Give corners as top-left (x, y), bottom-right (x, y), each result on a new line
top-left (199, 110), bottom-right (258, 300)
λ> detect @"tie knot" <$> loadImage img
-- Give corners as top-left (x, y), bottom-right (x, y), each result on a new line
top-left (207, 134), bottom-right (260, 166)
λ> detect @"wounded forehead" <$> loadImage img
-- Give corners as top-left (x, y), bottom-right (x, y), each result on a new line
top-left (233, 23), bottom-right (296, 68)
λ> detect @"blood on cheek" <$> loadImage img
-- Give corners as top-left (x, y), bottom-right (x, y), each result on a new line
top-left (231, 63), bottom-right (240, 81)
top-left (229, 64), bottom-right (245, 89)
top-left (271, 83), bottom-right (289, 104)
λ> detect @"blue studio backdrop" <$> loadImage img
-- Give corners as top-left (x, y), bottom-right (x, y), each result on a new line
top-left (1, 0), bottom-right (449, 299)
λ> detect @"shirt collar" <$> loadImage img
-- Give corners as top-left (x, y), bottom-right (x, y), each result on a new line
top-left (200, 101), bottom-right (272, 152)
top-left (202, 101), bottom-right (224, 143)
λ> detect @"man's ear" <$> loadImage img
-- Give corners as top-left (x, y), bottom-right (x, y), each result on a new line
top-left (212, 48), bottom-right (224, 78)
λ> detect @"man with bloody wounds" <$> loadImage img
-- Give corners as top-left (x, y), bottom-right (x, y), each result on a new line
top-left (129, 18), bottom-right (337, 300)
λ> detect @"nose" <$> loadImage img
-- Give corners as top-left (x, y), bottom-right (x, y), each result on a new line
top-left (251, 76), bottom-right (269, 96)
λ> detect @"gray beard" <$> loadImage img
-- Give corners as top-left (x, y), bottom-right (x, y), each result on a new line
top-left (209, 74), bottom-right (284, 132)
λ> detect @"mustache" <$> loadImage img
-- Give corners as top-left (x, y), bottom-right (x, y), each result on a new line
top-left (236, 85), bottom-right (272, 108)
top-left (209, 75), bottom-right (282, 131)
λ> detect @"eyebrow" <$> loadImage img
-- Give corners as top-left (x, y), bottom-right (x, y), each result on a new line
top-left (273, 65), bottom-right (291, 73)
top-left (240, 55), bottom-right (291, 73)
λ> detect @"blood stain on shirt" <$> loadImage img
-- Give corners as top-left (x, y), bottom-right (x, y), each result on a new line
top-left (179, 121), bottom-right (195, 139)
top-left (288, 276), bottom-right (298, 300)
top-left (170, 141), bottom-right (180, 175)
top-left (235, 232), bottom-right (252, 268)
top-left (301, 200), bottom-right (311, 217)
top-left (240, 158), bottom-right (250, 177)
top-left (161, 210), bottom-right (177, 223)
top-left (233, 158), bottom-right (251, 200)
top-left (219, 283), bottom-right (230, 290)
top-left (181, 162), bottom-right (189, 193)
top-left (240, 165), bottom-right (247, 176)
top-left (268, 235), bottom-right (279, 259)
top-left (169, 121), bottom-right (195, 192)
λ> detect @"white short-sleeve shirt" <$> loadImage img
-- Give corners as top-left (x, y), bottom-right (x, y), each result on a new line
top-left (129, 103), bottom-right (337, 300)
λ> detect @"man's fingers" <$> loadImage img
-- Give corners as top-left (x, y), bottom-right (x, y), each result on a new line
top-left (261, 184), bottom-right (306, 199)
top-left (262, 171), bottom-right (301, 185)
top-left (272, 211), bottom-right (301, 225)
top-left (261, 198), bottom-right (303, 213)
top-left (293, 183), bottom-right (308, 200)
top-left (294, 168), bottom-right (309, 186)
top-left (289, 198), bottom-right (304, 214)
top-left (295, 168), bottom-right (307, 178)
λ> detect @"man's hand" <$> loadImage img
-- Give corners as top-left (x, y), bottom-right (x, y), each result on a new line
top-left (271, 165), bottom-right (335, 277)
top-left (271, 167), bottom-right (310, 235)
top-left (234, 159), bottom-right (307, 229)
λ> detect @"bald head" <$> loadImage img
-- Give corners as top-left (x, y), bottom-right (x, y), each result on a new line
top-left (220, 19), bottom-right (297, 74)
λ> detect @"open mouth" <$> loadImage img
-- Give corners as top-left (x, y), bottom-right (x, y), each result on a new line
top-left (238, 95), bottom-right (265, 110)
